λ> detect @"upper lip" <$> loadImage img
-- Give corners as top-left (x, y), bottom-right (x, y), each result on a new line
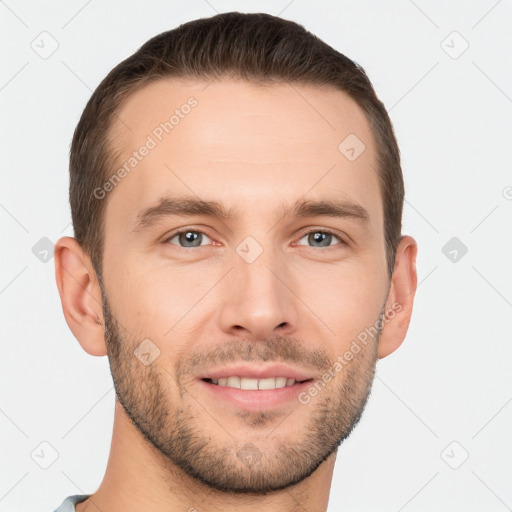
top-left (198, 363), bottom-right (316, 382)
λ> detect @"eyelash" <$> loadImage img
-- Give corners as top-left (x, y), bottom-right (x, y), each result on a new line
top-left (296, 229), bottom-right (347, 248)
top-left (163, 228), bottom-right (346, 249)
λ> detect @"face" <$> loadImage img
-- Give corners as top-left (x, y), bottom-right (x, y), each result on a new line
top-left (99, 78), bottom-right (391, 493)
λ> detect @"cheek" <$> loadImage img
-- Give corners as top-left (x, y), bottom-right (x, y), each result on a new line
top-left (105, 259), bottom-right (211, 341)
top-left (299, 261), bottom-right (387, 346)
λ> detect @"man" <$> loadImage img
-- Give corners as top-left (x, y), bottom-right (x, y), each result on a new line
top-left (53, 11), bottom-right (417, 512)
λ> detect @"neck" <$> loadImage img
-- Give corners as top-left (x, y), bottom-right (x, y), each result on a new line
top-left (76, 400), bottom-right (337, 512)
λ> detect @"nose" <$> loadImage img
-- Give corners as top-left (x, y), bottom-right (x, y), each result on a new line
top-left (217, 245), bottom-right (299, 341)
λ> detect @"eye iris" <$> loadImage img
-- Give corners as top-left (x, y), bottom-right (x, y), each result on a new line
top-left (180, 231), bottom-right (202, 247)
top-left (173, 231), bottom-right (336, 248)
top-left (310, 232), bottom-right (331, 247)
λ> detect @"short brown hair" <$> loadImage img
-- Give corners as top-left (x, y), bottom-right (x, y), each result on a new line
top-left (70, 11), bottom-right (403, 278)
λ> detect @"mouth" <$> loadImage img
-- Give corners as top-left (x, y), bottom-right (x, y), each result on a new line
top-left (195, 363), bottom-right (317, 410)
top-left (201, 376), bottom-right (313, 390)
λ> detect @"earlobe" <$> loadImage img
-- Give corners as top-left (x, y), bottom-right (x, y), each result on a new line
top-left (377, 235), bottom-right (418, 359)
top-left (54, 236), bottom-right (107, 356)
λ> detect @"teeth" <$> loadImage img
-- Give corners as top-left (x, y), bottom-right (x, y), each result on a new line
top-left (227, 376), bottom-right (240, 388)
top-left (210, 376), bottom-right (298, 390)
top-left (275, 377), bottom-right (287, 388)
top-left (241, 377), bottom-right (259, 390)
top-left (257, 378), bottom-right (276, 390)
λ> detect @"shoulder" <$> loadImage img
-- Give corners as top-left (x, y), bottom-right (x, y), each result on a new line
top-left (52, 494), bottom-right (90, 512)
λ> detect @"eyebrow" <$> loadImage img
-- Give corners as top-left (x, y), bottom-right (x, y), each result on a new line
top-left (131, 195), bottom-right (370, 232)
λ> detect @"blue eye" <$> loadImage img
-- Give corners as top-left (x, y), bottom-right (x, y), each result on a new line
top-left (297, 230), bottom-right (344, 248)
top-left (164, 228), bottom-right (345, 249)
top-left (165, 230), bottom-right (212, 248)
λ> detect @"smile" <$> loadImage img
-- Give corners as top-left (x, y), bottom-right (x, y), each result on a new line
top-left (202, 376), bottom-right (311, 390)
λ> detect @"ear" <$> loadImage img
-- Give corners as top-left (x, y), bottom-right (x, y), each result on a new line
top-left (378, 235), bottom-right (418, 359)
top-left (54, 236), bottom-right (107, 356)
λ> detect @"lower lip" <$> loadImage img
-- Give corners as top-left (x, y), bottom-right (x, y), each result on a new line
top-left (197, 379), bottom-right (312, 411)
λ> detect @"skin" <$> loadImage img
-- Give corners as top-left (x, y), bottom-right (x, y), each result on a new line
top-left (54, 78), bottom-right (417, 512)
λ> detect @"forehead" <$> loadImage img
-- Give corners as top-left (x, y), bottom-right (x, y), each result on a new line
top-left (105, 78), bottom-right (382, 230)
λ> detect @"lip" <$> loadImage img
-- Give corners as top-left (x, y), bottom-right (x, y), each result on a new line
top-left (197, 378), bottom-right (313, 411)
top-left (196, 363), bottom-right (316, 382)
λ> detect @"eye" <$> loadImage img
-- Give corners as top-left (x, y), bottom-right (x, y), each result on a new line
top-left (296, 229), bottom-right (345, 248)
top-left (164, 229), bottom-right (213, 248)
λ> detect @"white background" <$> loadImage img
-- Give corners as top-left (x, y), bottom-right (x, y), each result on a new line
top-left (1, 1), bottom-right (511, 511)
